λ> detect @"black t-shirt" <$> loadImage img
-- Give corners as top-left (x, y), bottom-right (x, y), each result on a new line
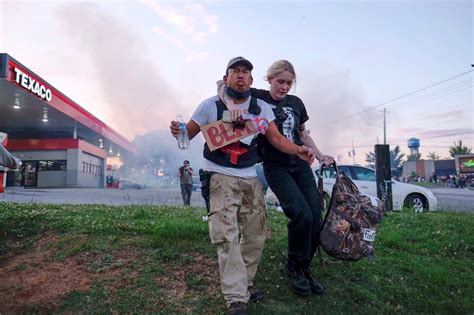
top-left (251, 88), bottom-right (309, 166)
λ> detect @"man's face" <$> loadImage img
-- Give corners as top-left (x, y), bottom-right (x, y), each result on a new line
top-left (224, 64), bottom-right (253, 92)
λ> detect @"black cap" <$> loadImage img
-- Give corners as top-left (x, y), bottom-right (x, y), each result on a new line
top-left (226, 56), bottom-right (253, 73)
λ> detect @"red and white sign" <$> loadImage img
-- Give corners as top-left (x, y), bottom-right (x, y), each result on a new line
top-left (13, 67), bottom-right (52, 101)
top-left (201, 120), bottom-right (257, 151)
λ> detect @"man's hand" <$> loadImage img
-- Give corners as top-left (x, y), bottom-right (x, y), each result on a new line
top-left (169, 119), bottom-right (200, 140)
top-left (296, 145), bottom-right (315, 164)
top-left (170, 120), bottom-right (180, 137)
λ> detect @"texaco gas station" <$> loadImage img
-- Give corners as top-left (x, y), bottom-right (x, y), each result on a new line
top-left (0, 53), bottom-right (137, 189)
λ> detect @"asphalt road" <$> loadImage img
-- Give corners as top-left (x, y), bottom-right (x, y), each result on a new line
top-left (430, 187), bottom-right (474, 213)
top-left (0, 187), bottom-right (206, 208)
top-left (1, 186), bottom-right (473, 213)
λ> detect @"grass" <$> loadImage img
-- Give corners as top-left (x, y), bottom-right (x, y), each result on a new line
top-left (0, 202), bottom-right (473, 314)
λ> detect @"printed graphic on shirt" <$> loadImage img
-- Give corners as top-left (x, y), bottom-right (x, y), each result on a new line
top-left (281, 107), bottom-right (295, 141)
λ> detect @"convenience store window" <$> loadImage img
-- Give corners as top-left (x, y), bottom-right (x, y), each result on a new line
top-left (38, 160), bottom-right (67, 171)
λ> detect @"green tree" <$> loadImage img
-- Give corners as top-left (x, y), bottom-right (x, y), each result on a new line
top-left (407, 153), bottom-right (421, 161)
top-left (426, 152), bottom-right (440, 160)
top-left (449, 140), bottom-right (472, 157)
top-left (365, 151), bottom-right (375, 169)
top-left (365, 145), bottom-right (405, 175)
top-left (390, 145), bottom-right (406, 173)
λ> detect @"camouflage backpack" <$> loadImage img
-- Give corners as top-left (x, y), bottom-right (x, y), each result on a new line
top-left (318, 163), bottom-right (385, 261)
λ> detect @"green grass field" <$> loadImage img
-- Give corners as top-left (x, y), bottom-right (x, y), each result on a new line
top-left (0, 203), bottom-right (473, 314)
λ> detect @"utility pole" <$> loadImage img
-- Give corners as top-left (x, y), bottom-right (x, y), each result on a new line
top-left (382, 107), bottom-right (388, 145)
top-left (351, 140), bottom-right (356, 165)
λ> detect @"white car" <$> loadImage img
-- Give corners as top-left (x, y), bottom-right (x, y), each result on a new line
top-left (266, 165), bottom-right (438, 212)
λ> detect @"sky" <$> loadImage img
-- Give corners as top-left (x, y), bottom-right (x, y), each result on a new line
top-left (0, 0), bottom-right (472, 166)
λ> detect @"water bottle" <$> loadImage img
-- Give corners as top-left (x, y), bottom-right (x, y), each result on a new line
top-left (176, 115), bottom-right (190, 150)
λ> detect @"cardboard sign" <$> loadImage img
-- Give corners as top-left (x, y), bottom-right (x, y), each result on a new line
top-left (201, 120), bottom-right (258, 151)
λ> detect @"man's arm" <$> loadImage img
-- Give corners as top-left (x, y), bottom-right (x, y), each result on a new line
top-left (170, 120), bottom-right (201, 140)
top-left (299, 128), bottom-right (335, 165)
top-left (265, 122), bottom-right (314, 162)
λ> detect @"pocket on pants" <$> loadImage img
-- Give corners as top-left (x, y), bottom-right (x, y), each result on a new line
top-left (259, 210), bottom-right (270, 240)
top-left (208, 212), bottom-right (227, 244)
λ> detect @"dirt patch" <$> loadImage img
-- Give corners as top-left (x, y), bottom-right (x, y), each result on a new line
top-left (0, 233), bottom-right (220, 313)
top-left (0, 234), bottom-right (139, 313)
top-left (155, 252), bottom-right (220, 304)
top-left (0, 234), bottom-right (93, 312)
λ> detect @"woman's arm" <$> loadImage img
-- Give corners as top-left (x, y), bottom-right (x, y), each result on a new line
top-left (265, 122), bottom-right (314, 163)
top-left (299, 126), bottom-right (334, 165)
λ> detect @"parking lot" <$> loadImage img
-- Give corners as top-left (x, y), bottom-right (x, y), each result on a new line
top-left (1, 186), bottom-right (473, 213)
top-left (0, 187), bottom-right (206, 208)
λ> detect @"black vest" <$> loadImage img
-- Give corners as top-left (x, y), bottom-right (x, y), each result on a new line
top-left (203, 97), bottom-right (261, 168)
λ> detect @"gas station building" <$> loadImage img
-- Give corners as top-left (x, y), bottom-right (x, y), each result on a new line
top-left (0, 53), bottom-right (137, 188)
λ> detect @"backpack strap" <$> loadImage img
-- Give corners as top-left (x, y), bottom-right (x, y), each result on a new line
top-left (318, 162), bottom-right (338, 226)
top-left (316, 162), bottom-right (338, 269)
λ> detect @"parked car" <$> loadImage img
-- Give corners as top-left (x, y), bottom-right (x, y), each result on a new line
top-left (266, 165), bottom-right (438, 212)
top-left (120, 179), bottom-right (144, 190)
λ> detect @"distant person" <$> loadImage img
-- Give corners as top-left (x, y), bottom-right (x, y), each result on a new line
top-left (178, 160), bottom-right (194, 206)
top-left (431, 172), bottom-right (438, 183)
top-left (170, 56), bottom-right (313, 315)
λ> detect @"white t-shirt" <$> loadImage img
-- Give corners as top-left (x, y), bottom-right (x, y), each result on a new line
top-left (191, 95), bottom-right (275, 178)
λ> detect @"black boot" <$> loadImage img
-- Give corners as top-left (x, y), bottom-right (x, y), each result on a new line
top-left (301, 259), bottom-right (325, 295)
top-left (303, 269), bottom-right (325, 295)
top-left (285, 257), bottom-right (311, 296)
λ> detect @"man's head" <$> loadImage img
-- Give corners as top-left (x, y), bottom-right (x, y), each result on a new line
top-left (224, 56), bottom-right (253, 94)
top-left (183, 160), bottom-right (190, 166)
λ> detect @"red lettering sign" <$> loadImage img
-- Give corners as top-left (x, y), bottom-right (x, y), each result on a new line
top-left (201, 120), bottom-right (257, 151)
top-left (206, 126), bottom-right (223, 147)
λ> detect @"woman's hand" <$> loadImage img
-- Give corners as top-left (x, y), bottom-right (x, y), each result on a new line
top-left (230, 109), bottom-right (246, 121)
top-left (319, 154), bottom-right (335, 165)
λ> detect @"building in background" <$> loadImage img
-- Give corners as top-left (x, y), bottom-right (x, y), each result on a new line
top-left (0, 53), bottom-right (137, 188)
top-left (402, 155), bottom-right (474, 181)
top-left (456, 155), bottom-right (474, 175)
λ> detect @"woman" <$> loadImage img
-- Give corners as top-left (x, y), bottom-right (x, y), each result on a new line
top-left (255, 60), bottom-right (334, 296)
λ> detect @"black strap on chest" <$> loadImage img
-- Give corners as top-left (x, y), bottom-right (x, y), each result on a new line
top-left (202, 96), bottom-right (261, 168)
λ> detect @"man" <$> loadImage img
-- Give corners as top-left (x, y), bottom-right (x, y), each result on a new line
top-left (0, 133), bottom-right (20, 169)
top-left (0, 133), bottom-right (21, 196)
top-left (170, 57), bottom-right (314, 315)
top-left (178, 160), bottom-right (194, 206)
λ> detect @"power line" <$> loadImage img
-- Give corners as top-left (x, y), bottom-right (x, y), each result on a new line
top-left (392, 81), bottom-right (473, 112)
top-left (333, 69), bottom-right (474, 122)
top-left (345, 82), bottom-right (472, 125)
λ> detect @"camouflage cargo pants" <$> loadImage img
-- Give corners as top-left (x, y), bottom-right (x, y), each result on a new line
top-left (208, 173), bottom-right (268, 306)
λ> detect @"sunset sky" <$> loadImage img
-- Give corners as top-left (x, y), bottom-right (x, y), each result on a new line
top-left (1, 0), bottom-right (472, 165)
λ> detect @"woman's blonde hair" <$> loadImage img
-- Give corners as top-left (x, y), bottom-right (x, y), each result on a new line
top-left (265, 60), bottom-right (296, 83)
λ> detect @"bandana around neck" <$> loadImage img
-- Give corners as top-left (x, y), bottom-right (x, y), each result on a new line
top-left (225, 86), bottom-right (251, 100)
